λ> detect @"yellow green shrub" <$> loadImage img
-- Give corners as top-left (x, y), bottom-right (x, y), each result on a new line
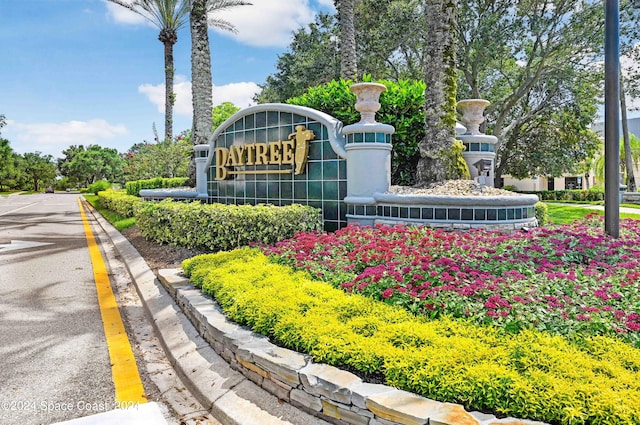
top-left (135, 200), bottom-right (322, 252)
top-left (182, 249), bottom-right (640, 424)
top-left (125, 177), bottom-right (188, 196)
top-left (97, 189), bottom-right (143, 218)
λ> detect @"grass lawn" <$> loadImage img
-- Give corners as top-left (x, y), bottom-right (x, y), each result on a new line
top-left (546, 203), bottom-right (640, 224)
top-left (83, 194), bottom-right (136, 231)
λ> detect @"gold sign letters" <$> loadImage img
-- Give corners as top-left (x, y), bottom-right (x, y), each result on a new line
top-left (214, 125), bottom-right (315, 180)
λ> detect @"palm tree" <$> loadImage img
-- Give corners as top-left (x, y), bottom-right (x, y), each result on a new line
top-left (621, 77), bottom-right (637, 192)
top-left (108, 0), bottom-right (189, 141)
top-left (592, 135), bottom-right (640, 187)
top-left (189, 0), bottom-right (250, 147)
top-left (416, 0), bottom-right (462, 184)
top-left (335, 0), bottom-right (357, 80)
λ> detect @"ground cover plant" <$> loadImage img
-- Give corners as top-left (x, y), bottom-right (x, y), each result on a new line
top-left (264, 215), bottom-right (640, 348)
top-left (184, 248), bottom-right (640, 424)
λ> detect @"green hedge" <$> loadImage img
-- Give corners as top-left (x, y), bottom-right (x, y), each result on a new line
top-left (97, 190), bottom-right (143, 218)
top-left (125, 177), bottom-right (189, 197)
top-left (288, 79), bottom-right (426, 186)
top-left (521, 189), bottom-right (604, 202)
top-left (183, 249), bottom-right (640, 424)
top-left (87, 180), bottom-right (111, 195)
top-left (135, 200), bottom-right (323, 251)
top-left (534, 201), bottom-right (548, 226)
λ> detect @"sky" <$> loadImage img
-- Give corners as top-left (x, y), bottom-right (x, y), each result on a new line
top-left (0, 0), bottom-right (335, 159)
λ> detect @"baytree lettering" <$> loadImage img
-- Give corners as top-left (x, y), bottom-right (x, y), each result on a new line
top-left (214, 125), bottom-right (314, 180)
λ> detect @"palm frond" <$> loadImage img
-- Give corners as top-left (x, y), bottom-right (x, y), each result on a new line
top-left (205, 0), bottom-right (252, 33)
top-left (106, 0), bottom-right (189, 31)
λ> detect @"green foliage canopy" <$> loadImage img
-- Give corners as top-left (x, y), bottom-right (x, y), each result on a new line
top-left (58, 144), bottom-right (124, 187)
top-left (123, 132), bottom-right (191, 181)
top-left (255, 13), bottom-right (341, 103)
top-left (0, 138), bottom-right (19, 190)
top-left (212, 102), bottom-right (240, 130)
top-left (287, 79), bottom-right (426, 186)
top-left (22, 152), bottom-right (56, 192)
top-left (258, 0), bottom-right (614, 184)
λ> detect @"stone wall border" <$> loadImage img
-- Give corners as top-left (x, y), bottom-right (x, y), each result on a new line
top-left (158, 269), bottom-right (547, 425)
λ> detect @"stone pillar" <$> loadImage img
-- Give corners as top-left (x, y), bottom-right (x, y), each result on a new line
top-left (194, 144), bottom-right (210, 199)
top-left (343, 83), bottom-right (395, 226)
top-left (457, 99), bottom-right (497, 187)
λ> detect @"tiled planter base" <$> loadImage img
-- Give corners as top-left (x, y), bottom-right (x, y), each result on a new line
top-left (158, 269), bottom-right (547, 425)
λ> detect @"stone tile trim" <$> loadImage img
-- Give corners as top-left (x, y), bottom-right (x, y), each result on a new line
top-left (158, 269), bottom-right (548, 425)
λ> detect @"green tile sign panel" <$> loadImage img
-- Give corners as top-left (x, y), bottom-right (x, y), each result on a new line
top-left (206, 109), bottom-right (348, 232)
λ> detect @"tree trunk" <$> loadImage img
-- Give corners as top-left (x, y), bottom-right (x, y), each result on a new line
top-left (337, 0), bottom-right (357, 80)
top-left (621, 78), bottom-right (636, 192)
top-left (416, 0), bottom-right (458, 185)
top-left (584, 173), bottom-right (590, 189)
top-left (190, 0), bottom-right (213, 146)
top-left (494, 160), bottom-right (505, 188)
top-left (164, 40), bottom-right (175, 141)
top-left (189, 0), bottom-right (214, 186)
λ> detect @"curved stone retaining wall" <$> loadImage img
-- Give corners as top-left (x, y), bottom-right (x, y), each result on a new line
top-left (348, 193), bottom-right (540, 231)
top-left (158, 269), bottom-right (547, 425)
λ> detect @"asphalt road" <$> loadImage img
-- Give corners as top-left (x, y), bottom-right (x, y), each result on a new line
top-left (0, 193), bottom-right (129, 424)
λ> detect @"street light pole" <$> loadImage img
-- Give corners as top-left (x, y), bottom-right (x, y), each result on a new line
top-left (604, 0), bottom-right (620, 238)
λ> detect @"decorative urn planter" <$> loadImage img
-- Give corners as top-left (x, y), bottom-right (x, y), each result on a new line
top-left (456, 99), bottom-right (497, 186)
top-left (457, 99), bottom-right (490, 135)
top-left (350, 82), bottom-right (387, 124)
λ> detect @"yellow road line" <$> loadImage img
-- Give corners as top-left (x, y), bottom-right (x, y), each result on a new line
top-left (78, 198), bottom-right (147, 404)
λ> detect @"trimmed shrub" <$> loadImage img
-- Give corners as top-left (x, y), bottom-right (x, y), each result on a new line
top-left (135, 200), bottom-right (322, 251)
top-left (125, 177), bottom-right (189, 197)
top-left (535, 201), bottom-right (548, 226)
top-left (288, 79), bottom-right (426, 186)
top-left (522, 188), bottom-right (605, 202)
top-left (183, 249), bottom-right (640, 424)
top-left (97, 190), bottom-right (143, 218)
top-left (87, 180), bottom-right (111, 195)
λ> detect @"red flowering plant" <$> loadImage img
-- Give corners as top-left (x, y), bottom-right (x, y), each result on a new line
top-left (263, 214), bottom-right (640, 347)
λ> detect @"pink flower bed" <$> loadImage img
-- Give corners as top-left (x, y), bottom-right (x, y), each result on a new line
top-left (263, 214), bottom-right (640, 346)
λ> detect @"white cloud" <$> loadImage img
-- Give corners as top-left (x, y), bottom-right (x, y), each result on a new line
top-left (8, 119), bottom-right (128, 144)
top-left (103, 1), bottom-right (147, 25)
top-left (138, 75), bottom-right (260, 116)
top-left (5, 119), bottom-right (129, 157)
top-left (211, 0), bottom-right (316, 47)
top-left (213, 82), bottom-right (261, 108)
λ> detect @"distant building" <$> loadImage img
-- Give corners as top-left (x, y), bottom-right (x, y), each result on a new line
top-left (500, 117), bottom-right (640, 191)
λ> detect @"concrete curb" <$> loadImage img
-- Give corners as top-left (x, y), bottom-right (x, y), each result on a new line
top-left (85, 201), bottom-right (329, 425)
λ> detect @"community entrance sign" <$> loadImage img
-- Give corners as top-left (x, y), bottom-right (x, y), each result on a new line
top-left (201, 104), bottom-right (350, 231)
top-left (174, 85), bottom-right (538, 231)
